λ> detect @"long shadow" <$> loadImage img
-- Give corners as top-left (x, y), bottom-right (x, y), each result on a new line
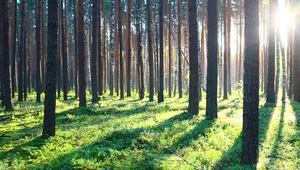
top-left (214, 104), bottom-right (276, 169)
top-left (266, 103), bottom-right (285, 168)
top-left (32, 112), bottom-right (194, 169)
top-left (0, 136), bottom-right (45, 161)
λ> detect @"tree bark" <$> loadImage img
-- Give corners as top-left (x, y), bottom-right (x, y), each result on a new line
top-left (78, 0), bottom-right (87, 107)
top-left (241, 0), bottom-right (259, 165)
top-left (266, 0), bottom-right (276, 103)
top-left (188, 0), bottom-right (199, 115)
top-left (205, 0), bottom-right (218, 119)
top-left (91, 0), bottom-right (98, 103)
top-left (43, 0), bottom-right (58, 137)
top-left (0, 0), bottom-right (13, 110)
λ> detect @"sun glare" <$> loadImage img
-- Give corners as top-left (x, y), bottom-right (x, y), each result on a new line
top-left (277, 0), bottom-right (291, 46)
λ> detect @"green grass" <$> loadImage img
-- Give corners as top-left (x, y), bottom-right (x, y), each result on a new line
top-left (0, 91), bottom-right (300, 169)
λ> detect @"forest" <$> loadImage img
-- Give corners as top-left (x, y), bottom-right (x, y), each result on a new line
top-left (0, 0), bottom-right (300, 169)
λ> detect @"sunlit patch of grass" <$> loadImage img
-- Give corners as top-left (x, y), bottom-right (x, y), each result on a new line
top-left (0, 90), bottom-right (300, 169)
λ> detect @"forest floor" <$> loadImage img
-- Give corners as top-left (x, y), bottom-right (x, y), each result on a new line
top-left (0, 91), bottom-right (300, 170)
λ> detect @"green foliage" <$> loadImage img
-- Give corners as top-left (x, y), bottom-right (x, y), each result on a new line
top-left (0, 91), bottom-right (300, 169)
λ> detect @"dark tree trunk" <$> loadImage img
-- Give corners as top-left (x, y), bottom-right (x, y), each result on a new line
top-left (227, 0), bottom-right (232, 95)
top-left (241, 0), bottom-right (259, 165)
top-left (118, 0), bottom-right (124, 99)
top-left (91, 0), bottom-right (98, 103)
top-left (126, 0), bottom-right (131, 97)
top-left (158, 0), bottom-right (164, 103)
top-left (61, 0), bottom-right (68, 101)
top-left (43, 0), bottom-right (58, 137)
top-left (136, 0), bottom-right (144, 100)
top-left (147, 0), bottom-right (154, 102)
top-left (188, 0), bottom-right (199, 115)
top-left (18, 0), bottom-right (26, 102)
top-left (266, 0), bottom-right (276, 103)
top-left (98, 0), bottom-right (103, 96)
top-left (36, 0), bottom-right (42, 102)
top-left (74, 0), bottom-right (78, 98)
top-left (223, 0), bottom-right (228, 100)
top-left (178, 0), bottom-right (182, 99)
top-left (205, 0), bottom-right (218, 119)
top-left (78, 0), bottom-right (87, 107)
top-left (110, 0), bottom-right (115, 96)
top-left (168, 0), bottom-right (172, 98)
top-left (0, 0), bottom-right (13, 110)
top-left (11, 0), bottom-right (17, 99)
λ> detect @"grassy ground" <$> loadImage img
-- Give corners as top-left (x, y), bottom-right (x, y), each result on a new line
top-left (0, 91), bottom-right (299, 170)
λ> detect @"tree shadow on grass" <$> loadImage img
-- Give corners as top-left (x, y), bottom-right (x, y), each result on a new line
top-left (0, 136), bottom-right (45, 162)
top-left (33, 112), bottom-right (194, 169)
top-left (214, 104), bottom-right (276, 170)
top-left (265, 103), bottom-right (285, 168)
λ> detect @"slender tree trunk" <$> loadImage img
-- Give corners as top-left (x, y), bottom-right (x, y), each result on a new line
top-left (126, 0), bottom-right (131, 97)
top-left (110, 0), bottom-right (115, 96)
top-left (36, 0), bottom-right (42, 102)
top-left (43, 0), bottom-right (58, 137)
top-left (11, 0), bottom-right (17, 99)
top-left (74, 0), bottom-right (78, 98)
top-left (168, 0), bottom-right (172, 98)
top-left (148, 0), bottom-right (154, 101)
top-left (19, 0), bottom-right (26, 102)
top-left (118, 0), bottom-right (124, 99)
top-left (62, 0), bottom-right (68, 101)
top-left (98, 0), bottom-right (103, 96)
top-left (91, 0), bottom-right (98, 103)
top-left (206, 0), bottom-right (218, 118)
top-left (228, 0), bottom-right (232, 95)
top-left (78, 0), bottom-right (87, 107)
top-left (158, 0), bottom-right (164, 103)
top-left (178, 0), bottom-right (182, 98)
top-left (223, 0), bottom-right (228, 100)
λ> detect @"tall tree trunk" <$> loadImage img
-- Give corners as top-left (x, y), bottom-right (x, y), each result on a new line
top-left (11, 0), bottom-right (17, 99)
top-left (118, 0), bottom-right (124, 99)
top-left (136, 0), bottom-right (144, 100)
top-left (43, 0), bottom-right (58, 137)
top-left (98, 0), bottom-right (103, 96)
top-left (126, 0), bottom-right (131, 97)
top-left (74, 0), bottom-right (78, 98)
top-left (242, 0), bottom-right (259, 165)
top-left (223, 0), bottom-right (228, 100)
top-left (62, 0), bottom-right (68, 101)
top-left (227, 0), bottom-right (232, 95)
top-left (293, 0), bottom-right (300, 102)
top-left (266, 0), bottom-right (276, 103)
top-left (168, 0), bottom-right (172, 98)
top-left (36, 0), bottom-right (42, 102)
top-left (178, 0), bottom-right (182, 98)
top-left (0, 0), bottom-right (13, 110)
top-left (110, 0), bottom-right (115, 96)
top-left (158, 0), bottom-right (164, 103)
top-left (188, 0), bottom-right (199, 115)
top-left (19, 0), bottom-right (26, 102)
top-left (281, 40), bottom-right (287, 101)
top-left (206, 0), bottom-right (218, 118)
top-left (148, 0), bottom-right (154, 101)
top-left (91, 0), bottom-right (98, 103)
top-left (114, 0), bottom-right (119, 96)
top-left (78, 0), bottom-right (87, 107)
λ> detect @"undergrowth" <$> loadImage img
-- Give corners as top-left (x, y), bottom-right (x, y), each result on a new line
top-left (0, 91), bottom-right (299, 169)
